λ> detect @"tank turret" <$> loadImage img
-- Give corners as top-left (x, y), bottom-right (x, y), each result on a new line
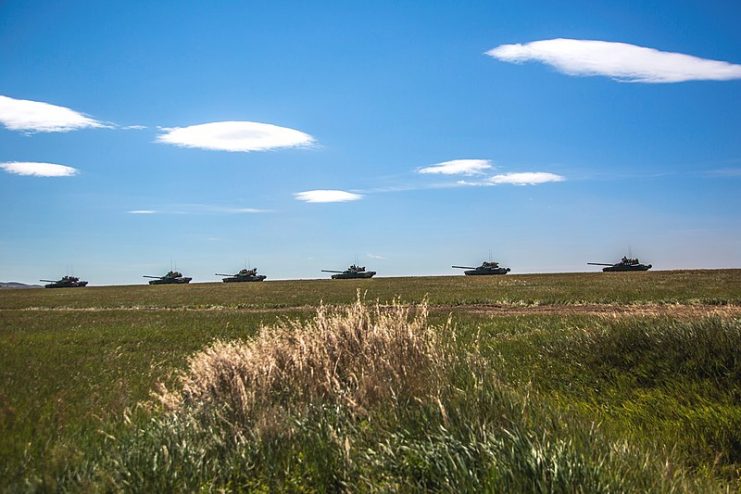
top-left (144, 271), bottom-right (192, 285)
top-left (322, 264), bottom-right (376, 279)
top-left (216, 268), bottom-right (267, 283)
top-left (41, 275), bottom-right (89, 288)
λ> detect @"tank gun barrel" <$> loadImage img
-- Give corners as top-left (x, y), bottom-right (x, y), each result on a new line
top-left (215, 273), bottom-right (233, 277)
top-left (142, 275), bottom-right (163, 279)
top-left (452, 265), bottom-right (476, 269)
top-left (39, 279), bottom-right (57, 282)
top-left (587, 263), bottom-right (614, 266)
top-left (321, 270), bottom-right (344, 273)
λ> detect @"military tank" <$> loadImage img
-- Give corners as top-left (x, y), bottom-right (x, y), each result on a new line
top-left (216, 268), bottom-right (267, 283)
top-left (143, 271), bottom-right (192, 285)
top-left (40, 276), bottom-right (88, 288)
top-left (588, 256), bottom-right (652, 272)
top-left (452, 261), bottom-right (510, 276)
top-left (322, 265), bottom-right (376, 279)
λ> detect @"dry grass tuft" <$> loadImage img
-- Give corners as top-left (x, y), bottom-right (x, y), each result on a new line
top-left (157, 294), bottom-right (451, 429)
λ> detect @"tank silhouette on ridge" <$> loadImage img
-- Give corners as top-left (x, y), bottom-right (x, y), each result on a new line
top-left (588, 256), bottom-right (652, 272)
top-left (322, 264), bottom-right (376, 279)
top-left (452, 261), bottom-right (511, 276)
top-left (216, 268), bottom-right (267, 283)
top-left (40, 276), bottom-right (88, 288)
top-left (143, 271), bottom-right (192, 285)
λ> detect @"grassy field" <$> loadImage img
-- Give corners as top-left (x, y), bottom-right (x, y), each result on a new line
top-left (1, 270), bottom-right (740, 492)
top-left (2, 269), bottom-right (740, 310)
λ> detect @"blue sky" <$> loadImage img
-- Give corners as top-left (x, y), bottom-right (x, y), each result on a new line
top-left (1, 0), bottom-right (740, 284)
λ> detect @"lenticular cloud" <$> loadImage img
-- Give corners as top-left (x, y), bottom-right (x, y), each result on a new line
top-left (486, 39), bottom-right (741, 83)
top-left (0, 162), bottom-right (79, 177)
top-left (157, 121), bottom-right (315, 152)
top-left (0, 95), bottom-right (105, 132)
top-left (294, 190), bottom-right (362, 203)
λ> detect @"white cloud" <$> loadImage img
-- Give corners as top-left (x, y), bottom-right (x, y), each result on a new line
top-left (367, 253), bottom-right (386, 260)
top-left (157, 121), bottom-right (315, 152)
top-left (0, 161), bottom-right (78, 177)
top-left (294, 190), bottom-right (363, 203)
top-left (418, 159), bottom-right (492, 175)
top-left (0, 95), bottom-right (106, 132)
top-left (486, 39), bottom-right (741, 83)
top-left (460, 172), bottom-right (565, 186)
top-left (127, 205), bottom-right (270, 215)
top-left (227, 208), bottom-right (267, 213)
top-left (200, 206), bottom-right (271, 214)
top-left (488, 172), bottom-right (564, 185)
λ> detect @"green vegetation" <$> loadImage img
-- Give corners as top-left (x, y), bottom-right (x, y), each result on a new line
top-left (0, 270), bottom-right (740, 492)
top-left (2, 269), bottom-right (739, 310)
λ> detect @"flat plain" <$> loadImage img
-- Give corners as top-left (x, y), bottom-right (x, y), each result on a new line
top-left (1, 269), bottom-right (740, 492)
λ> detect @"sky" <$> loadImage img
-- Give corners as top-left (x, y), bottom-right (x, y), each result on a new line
top-left (1, 0), bottom-right (740, 285)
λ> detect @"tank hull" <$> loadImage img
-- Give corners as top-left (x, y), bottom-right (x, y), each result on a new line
top-left (464, 268), bottom-right (510, 276)
top-left (44, 281), bottom-right (88, 288)
top-left (331, 271), bottom-right (376, 279)
top-left (148, 278), bottom-right (192, 285)
top-left (602, 264), bottom-right (652, 272)
top-left (222, 275), bottom-right (267, 282)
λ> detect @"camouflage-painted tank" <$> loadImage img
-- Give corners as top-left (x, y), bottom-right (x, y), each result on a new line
top-left (216, 268), bottom-right (267, 283)
top-left (40, 276), bottom-right (88, 288)
top-left (452, 261), bottom-right (510, 276)
top-left (143, 271), bottom-right (192, 285)
top-left (322, 265), bottom-right (376, 279)
top-left (588, 256), bottom-right (652, 272)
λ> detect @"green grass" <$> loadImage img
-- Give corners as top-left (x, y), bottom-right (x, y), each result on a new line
top-left (0, 270), bottom-right (740, 491)
top-left (465, 315), bottom-right (741, 478)
top-left (27, 314), bottom-right (738, 492)
top-left (0, 309), bottom-right (298, 486)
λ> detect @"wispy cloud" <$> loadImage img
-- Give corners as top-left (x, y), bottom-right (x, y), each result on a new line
top-left (1, 161), bottom-right (78, 177)
top-left (121, 124), bottom-right (147, 130)
top-left (460, 172), bottom-right (565, 186)
top-left (157, 121), bottom-right (315, 152)
top-left (486, 39), bottom-right (741, 83)
top-left (297, 160), bottom-right (563, 203)
top-left (0, 95), bottom-right (107, 132)
top-left (367, 253), bottom-right (386, 260)
top-left (294, 190), bottom-right (363, 203)
top-left (127, 205), bottom-right (271, 215)
top-left (706, 167), bottom-right (741, 178)
top-left (200, 206), bottom-right (271, 214)
top-left (417, 159), bottom-right (492, 176)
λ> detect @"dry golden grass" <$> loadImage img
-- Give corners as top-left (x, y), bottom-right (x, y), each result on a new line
top-left (157, 294), bottom-right (452, 432)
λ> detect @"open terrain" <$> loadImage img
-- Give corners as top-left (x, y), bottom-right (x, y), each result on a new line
top-left (1, 269), bottom-right (740, 492)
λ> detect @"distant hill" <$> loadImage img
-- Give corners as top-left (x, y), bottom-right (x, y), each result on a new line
top-left (0, 282), bottom-right (42, 289)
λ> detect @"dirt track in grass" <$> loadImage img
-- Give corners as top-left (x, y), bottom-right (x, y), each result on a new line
top-left (432, 303), bottom-right (741, 317)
